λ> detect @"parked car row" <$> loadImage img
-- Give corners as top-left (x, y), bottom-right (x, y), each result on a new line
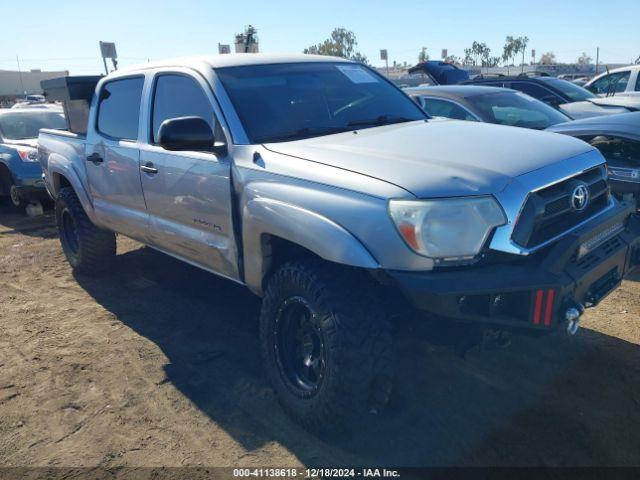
top-left (31, 54), bottom-right (640, 433)
top-left (406, 60), bottom-right (640, 116)
top-left (463, 73), bottom-right (634, 119)
top-left (406, 86), bottom-right (640, 206)
top-left (406, 85), bottom-right (571, 129)
top-left (0, 105), bottom-right (66, 212)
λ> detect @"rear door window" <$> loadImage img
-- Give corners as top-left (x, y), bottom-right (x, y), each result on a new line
top-left (97, 77), bottom-right (144, 141)
top-left (421, 98), bottom-right (477, 121)
top-left (508, 82), bottom-right (563, 104)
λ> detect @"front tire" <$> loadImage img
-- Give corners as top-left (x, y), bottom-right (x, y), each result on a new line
top-left (260, 260), bottom-right (393, 433)
top-left (55, 187), bottom-right (116, 274)
top-left (9, 184), bottom-right (26, 209)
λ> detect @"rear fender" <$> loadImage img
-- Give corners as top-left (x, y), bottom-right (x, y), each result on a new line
top-left (47, 156), bottom-right (96, 223)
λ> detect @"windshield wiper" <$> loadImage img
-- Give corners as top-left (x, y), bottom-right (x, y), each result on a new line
top-left (258, 125), bottom-right (351, 143)
top-left (347, 115), bottom-right (416, 127)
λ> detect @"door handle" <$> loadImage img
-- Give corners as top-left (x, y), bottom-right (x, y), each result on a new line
top-left (86, 152), bottom-right (103, 164)
top-left (140, 162), bottom-right (158, 174)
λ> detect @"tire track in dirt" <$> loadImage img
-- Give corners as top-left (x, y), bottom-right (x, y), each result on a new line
top-left (1, 203), bottom-right (639, 467)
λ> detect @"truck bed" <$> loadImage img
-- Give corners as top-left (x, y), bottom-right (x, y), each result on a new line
top-left (38, 128), bottom-right (88, 197)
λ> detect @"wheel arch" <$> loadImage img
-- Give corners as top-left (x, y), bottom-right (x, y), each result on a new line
top-left (242, 197), bottom-right (380, 296)
top-left (47, 161), bottom-right (97, 223)
top-left (0, 162), bottom-right (13, 196)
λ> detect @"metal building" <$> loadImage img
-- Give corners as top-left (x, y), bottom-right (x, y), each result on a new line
top-left (0, 68), bottom-right (69, 101)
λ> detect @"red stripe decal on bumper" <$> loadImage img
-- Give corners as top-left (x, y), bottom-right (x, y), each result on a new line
top-left (544, 289), bottom-right (556, 326)
top-left (533, 290), bottom-right (544, 325)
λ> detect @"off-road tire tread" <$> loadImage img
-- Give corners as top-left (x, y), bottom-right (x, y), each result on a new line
top-left (260, 259), bottom-right (393, 434)
top-left (56, 187), bottom-right (116, 274)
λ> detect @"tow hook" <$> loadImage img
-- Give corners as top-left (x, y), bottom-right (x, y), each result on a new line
top-left (565, 305), bottom-right (584, 336)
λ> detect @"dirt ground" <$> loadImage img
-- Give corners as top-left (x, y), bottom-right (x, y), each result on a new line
top-left (1, 201), bottom-right (639, 468)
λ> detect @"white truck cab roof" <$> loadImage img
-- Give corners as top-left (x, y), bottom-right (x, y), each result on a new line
top-left (117, 53), bottom-right (350, 75)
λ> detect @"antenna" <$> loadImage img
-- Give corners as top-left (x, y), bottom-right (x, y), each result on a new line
top-left (16, 55), bottom-right (25, 96)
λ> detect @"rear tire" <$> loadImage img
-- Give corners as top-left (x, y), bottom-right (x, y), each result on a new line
top-left (55, 187), bottom-right (116, 274)
top-left (260, 259), bottom-right (393, 434)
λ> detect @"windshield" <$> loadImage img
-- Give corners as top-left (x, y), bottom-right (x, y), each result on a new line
top-left (471, 91), bottom-right (571, 129)
top-left (0, 111), bottom-right (67, 140)
top-left (215, 62), bottom-right (427, 143)
top-left (539, 77), bottom-right (595, 101)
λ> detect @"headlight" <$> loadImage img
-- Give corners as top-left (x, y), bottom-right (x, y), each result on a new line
top-left (388, 196), bottom-right (506, 261)
top-left (16, 147), bottom-right (39, 163)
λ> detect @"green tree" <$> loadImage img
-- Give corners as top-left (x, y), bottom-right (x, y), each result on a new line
top-left (445, 54), bottom-right (460, 65)
top-left (304, 28), bottom-right (368, 64)
top-left (480, 44), bottom-right (491, 71)
top-left (515, 36), bottom-right (529, 69)
top-left (539, 51), bottom-right (556, 65)
top-left (577, 52), bottom-right (592, 65)
top-left (502, 36), bottom-right (517, 66)
top-left (471, 41), bottom-right (482, 65)
top-left (487, 56), bottom-right (501, 68)
top-left (418, 48), bottom-right (428, 62)
top-left (503, 35), bottom-right (529, 72)
top-left (463, 47), bottom-right (474, 66)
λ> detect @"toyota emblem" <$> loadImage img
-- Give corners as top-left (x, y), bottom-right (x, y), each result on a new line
top-left (571, 184), bottom-right (590, 211)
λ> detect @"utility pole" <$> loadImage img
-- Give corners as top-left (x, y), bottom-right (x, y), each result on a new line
top-left (16, 55), bottom-right (25, 96)
top-left (595, 47), bottom-right (599, 75)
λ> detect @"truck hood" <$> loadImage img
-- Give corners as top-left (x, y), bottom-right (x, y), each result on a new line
top-left (264, 120), bottom-right (595, 198)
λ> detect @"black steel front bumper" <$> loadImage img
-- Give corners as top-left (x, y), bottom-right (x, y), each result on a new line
top-left (385, 202), bottom-right (640, 333)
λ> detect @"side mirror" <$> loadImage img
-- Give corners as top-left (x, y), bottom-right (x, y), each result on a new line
top-left (158, 116), bottom-right (226, 155)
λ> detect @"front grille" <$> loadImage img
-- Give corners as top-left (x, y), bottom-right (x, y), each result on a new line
top-left (512, 167), bottom-right (610, 249)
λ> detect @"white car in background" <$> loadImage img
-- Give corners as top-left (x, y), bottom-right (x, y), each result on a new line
top-left (585, 65), bottom-right (640, 98)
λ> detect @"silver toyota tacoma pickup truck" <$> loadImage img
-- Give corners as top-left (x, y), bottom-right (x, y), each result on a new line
top-left (38, 54), bottom-right (640, 432)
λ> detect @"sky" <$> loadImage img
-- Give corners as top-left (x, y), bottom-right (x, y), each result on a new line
top-left (2, 0), bottom-right (639, 75)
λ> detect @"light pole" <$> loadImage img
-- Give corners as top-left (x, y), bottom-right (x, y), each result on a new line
top-left (16, 55), bottom-right (25, 96)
